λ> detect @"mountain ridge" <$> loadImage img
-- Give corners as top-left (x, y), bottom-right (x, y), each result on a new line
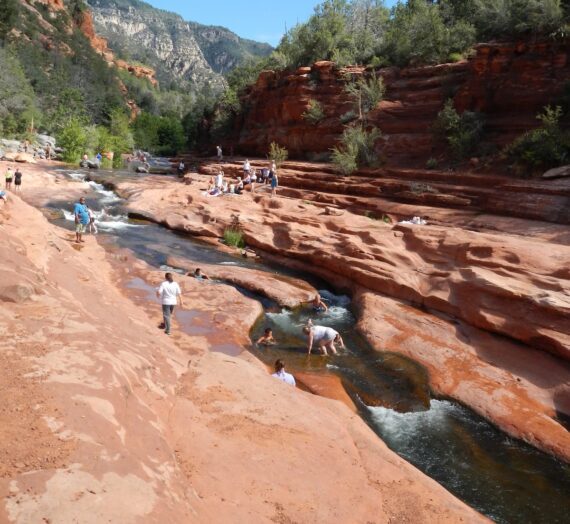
top-left (85, 0), bottom-right (273, 92)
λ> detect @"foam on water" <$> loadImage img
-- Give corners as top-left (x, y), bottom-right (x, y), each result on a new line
top-left (60, 209), bottom-right (142, 230)
top-left (87, 181), bottom-right (121, 203)
top-left (265, 309), bottom-right (301, 330)
top-left (368, 399), bottom-right (459, 438)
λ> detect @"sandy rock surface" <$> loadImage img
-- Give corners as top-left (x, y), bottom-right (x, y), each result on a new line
top-left (0, 171), bottom-right (486, 522)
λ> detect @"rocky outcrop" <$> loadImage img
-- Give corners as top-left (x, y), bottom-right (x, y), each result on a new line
top-left (103, 164), bottom-right (570, 461)
top-left (0, 164), bottom-right (486, 523)
top-left (78, 9), bottom-right (158, 87)
top-left (86, 0), bottom-right (272, 91)
top-left (233, 40), bottom-right (570, 165)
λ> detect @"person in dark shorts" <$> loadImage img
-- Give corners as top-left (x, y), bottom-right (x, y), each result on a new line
top-left (13, 169), bottom-right (22, 192)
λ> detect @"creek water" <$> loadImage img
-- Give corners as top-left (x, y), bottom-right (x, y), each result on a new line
top-left (40, 168), bottom-right (570, 524)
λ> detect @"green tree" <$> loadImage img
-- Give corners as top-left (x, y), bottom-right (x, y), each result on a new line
top-left (57, 118), bottom-right (88, 163)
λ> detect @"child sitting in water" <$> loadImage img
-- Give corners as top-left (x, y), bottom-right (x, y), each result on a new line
top-left (256, 327), bottom-right (276, 346)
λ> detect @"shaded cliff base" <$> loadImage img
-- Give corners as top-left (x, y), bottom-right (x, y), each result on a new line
top-left (0, 167), bottom-right (485, 522)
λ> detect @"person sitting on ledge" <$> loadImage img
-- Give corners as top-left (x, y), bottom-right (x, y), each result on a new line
top-left (193, 268), bottom-right (209, 280)
top-left (271, 359), bottom-right (295, 386)
top-left (256, 327), bottom-right (276, 346)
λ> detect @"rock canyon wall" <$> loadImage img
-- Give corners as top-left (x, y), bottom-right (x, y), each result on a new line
top-left (233, 40), bottom-right (570, 165)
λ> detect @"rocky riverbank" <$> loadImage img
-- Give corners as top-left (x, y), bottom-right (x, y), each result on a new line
top-left (97, 159), bottom-right (570, 463)
top-left (0, 160), bottom-right (487, 522)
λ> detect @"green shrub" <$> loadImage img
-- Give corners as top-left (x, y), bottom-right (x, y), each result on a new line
top-left (223, 228), bottom-right (245, 248)
top-left (332, 125), bottom-right (381, 175)
top-left (342, 125), bottom-right (381, 166)
top-left (434, 100), bottom-right (484, 159)
top-left (344, 73), bottom-right (385, 120)
top-left (339, 110), bottom-right (357, 124)
top-left (426, 157), bottom-right (438, 169)
top-left (302, 99), bottom-right (325, 124)
top-left (448, 52), bottom-right (464, 63)
top-left (58, 118), bottom-right (88, 163)
top-left (331, 143), bottom-right (358, 175)
top-left (505, 105), bottom-right (570, 171)
top-left (268, 141), bottom-right (289, 167)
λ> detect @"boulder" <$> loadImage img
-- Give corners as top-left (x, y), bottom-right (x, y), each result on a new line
top-left (542, 165), bottom-right (570, 179)
top-left (0, 139), bottom-right (21, 152)
top-left (15, 153), bottom-right (36, 164)
top-left (36, 134), bottom-right (56, 148)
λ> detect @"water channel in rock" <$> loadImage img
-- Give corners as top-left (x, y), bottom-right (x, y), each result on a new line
top-left (36, 168), bottom-right (570, 524)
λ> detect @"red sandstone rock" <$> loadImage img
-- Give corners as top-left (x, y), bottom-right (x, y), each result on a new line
top-left (232, 40), bottom-right (570, 166)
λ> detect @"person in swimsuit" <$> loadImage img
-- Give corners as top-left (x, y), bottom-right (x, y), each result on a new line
top-left (13, 169), bottom-right (22, 192)
top-left (86, 205), bottom-right (97, 235)
top-left (310, 293), bottom-right (328, 312)
top-left (303, 323), bottom-right (345, 355)
top-left (256, 327), bottom-right (276, 346)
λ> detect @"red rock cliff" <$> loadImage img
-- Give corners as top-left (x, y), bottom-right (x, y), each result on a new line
top-left (234, 40), bottom-right (570, 165)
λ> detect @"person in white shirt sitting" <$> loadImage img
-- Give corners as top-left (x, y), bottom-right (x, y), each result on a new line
top-left (271, 359), bottom-right (295, 386)
top-left (156, 272), bottom-right (183, 336)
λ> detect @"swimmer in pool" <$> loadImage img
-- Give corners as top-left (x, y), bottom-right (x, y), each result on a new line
top-left (306, 293), bottom-right (328, 312)
top-left (256, 327), bottom-right (276, 346)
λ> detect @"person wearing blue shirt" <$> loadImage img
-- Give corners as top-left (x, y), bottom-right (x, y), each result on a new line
top-left (73, 197), bottom-right (90, 244)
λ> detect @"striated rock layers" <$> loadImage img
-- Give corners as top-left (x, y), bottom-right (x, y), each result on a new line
top-left (233, 40), bottom-right (570, 164)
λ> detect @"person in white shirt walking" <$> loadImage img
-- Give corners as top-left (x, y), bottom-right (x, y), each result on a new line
top-left (156, 272), bottom-right (183, 336)
top-left (271, 359), bottom-right (295, 386)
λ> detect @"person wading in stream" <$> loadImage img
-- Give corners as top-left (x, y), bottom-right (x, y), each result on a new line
top-left (73, 197), bottom-right (90, 244)
top-left (156, 272), bottom-right (183, 336)
top-left (303, 321), bottom-right (345, 356)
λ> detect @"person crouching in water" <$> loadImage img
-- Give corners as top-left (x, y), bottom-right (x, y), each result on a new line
top-left (303, 322), bottom-right (344, 355)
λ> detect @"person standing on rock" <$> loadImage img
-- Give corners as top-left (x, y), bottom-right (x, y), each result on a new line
top-left (156, 272), bottom-right (183, 336)
top-left (303, 323), bottom-right (344, 356)
top-left (271, 171), bottom-right (279, 197)
top-left (271, 359), bottom-right (295, 386)
top-left (13, 169), bottom-right (22, 192)
top-left (5, 167), bottom-right (13, 190)
top-left (73, 197), bottom-right (90, 244)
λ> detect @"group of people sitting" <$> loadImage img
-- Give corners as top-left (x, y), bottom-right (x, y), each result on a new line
top-left (205, 159), bottom-right (279, 197)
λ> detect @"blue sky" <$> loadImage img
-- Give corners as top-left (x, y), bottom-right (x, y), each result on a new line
top-left (144, 0), bottom-right (398, 46)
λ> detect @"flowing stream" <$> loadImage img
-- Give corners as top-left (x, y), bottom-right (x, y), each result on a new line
top-left (39, 168), bottom-right (570, 524)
